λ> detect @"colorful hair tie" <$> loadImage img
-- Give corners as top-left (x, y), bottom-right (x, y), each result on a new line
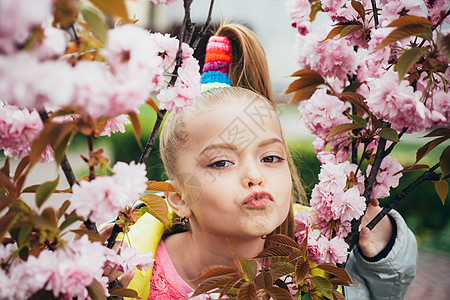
top-left (201, 35), bottom-right (232, 93)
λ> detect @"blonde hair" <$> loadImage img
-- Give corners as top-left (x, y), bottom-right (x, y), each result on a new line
top-left (159, 24), bottom-right (305, 240)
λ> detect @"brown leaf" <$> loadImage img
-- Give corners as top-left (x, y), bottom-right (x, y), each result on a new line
top-left (87, 0), bottom-right (129, 19)
top-left (13, 156), bottom-right (31, 181)
top-left (0, 211), bottom-right (18, 241)
top-left (387, 15), bottom-right (433, 28)
top-left (265, 286), bottom-right (293, 300)
top-left (322, 25), bottom-right (346, 41)
top-left (440, 146), bottom-right (450, 179)
top-left (329, 277), bottom-right (352, 286)
top-left (109, 286), bottom-right (139, 298)
top-left (423, 128), bottom-right (450, 138)
top-left (140, 194), bottom-right (169, 225)
top-left (376, 24), bottom-right (429, 51)
top-left (146, 181), bottom-right (176, 192)
top-left (0, 171), bottom-right (16, 197)
top-left (339, 92), bottom-right (370, 114)
top-left (195, 265), bottom-right (237, 281)
top-left (416, 136), bottom-right (449, 163)
top-left (332, 290), bottom-right (346, 300)
top-left (71, 229), bottom-right (102, 242)
top-left (87, 278), bottom-right (107, 300)
top-left (316, 263), bottom-right (353, 284)
top-left (396, 47), bottom-right (427, 80)
top-left (146, 97), bottom-right (162, 117)
top-left (327, 123), bottom-right (362, 139)
top-left (285, 72), bottom-right (325, 94)
top-left (0, 157), bottom-right (9, 177)
top-left (394, 164), bottom-right (429, 176)
top-left (294, 259), bottom-right (310, 284)
top-left (255, 247), bottom-right (292, 259)
top-left (57, 200), bottom-right (71, 219)
top-left (128, 112), bottom-right (142, 147)
top-left (351, 0), bottom-right (366, 23)
top-left (0, 195), bottom-right (13, 212)
top-left (268, 262), bottom-right (295, 281)
top-left (192, 274), bottom-right (240, 297)
top-left (237, 282), bottom-right (257, 300)
top-left (290, 88), bottom-right (319, 103)
top-left (434, 180), bottom-right (448, 205)
top-left (340, 24), bottom-right (363, 38)
top-left (266, 234), bottom-right (300, 248)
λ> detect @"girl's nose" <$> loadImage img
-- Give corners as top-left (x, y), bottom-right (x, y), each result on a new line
top-left (241, 161), bottom-right (264, 188)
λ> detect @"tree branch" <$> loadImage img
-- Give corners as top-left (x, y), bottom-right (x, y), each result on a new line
top-left (370, 0), bottom-right (379, 28)
top-left (191, 0), bottom-right (215, 51)
top-left (366, 162), bottom-right (441, 230)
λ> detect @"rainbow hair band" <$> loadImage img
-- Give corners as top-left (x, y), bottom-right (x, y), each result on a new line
top-left (200, 36), bottom-right (232, 93)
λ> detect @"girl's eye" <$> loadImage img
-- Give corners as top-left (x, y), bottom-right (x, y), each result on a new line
top-left (261, 156), bottom-right (284, 163)
top-left (208, 160), bottom-right (233, 169)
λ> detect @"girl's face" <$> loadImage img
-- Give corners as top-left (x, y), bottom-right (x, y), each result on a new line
top-left (175, 97), bottom-right (292, 239)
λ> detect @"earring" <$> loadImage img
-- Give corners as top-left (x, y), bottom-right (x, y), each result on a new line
top-left (181, 216), bottom-right (189, 226)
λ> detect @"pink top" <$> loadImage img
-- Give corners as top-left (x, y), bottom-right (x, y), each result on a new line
top-left (148, 241), bottom-right (194, 299)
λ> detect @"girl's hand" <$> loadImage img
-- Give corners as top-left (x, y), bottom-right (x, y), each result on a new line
top-left (358, 204), bottom-right (393, 258)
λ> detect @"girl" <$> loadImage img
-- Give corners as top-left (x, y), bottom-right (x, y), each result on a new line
top-left (120, 24), bottom-right (417, 299)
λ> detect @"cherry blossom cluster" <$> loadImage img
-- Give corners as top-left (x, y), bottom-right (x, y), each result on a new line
top-left (295, 161), bottom-right (366, 264)
top-left (0, 236), bottom-right (154, 299)
top-left (71, 161), bottom-right (148, 222)
top-left (287, 0), bottom-right (449, 141)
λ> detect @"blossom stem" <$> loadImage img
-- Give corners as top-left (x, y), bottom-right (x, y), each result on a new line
top-left (37, 109), bottom-right (98, 233)
top-left (370, 0), bottom-right (379, 28)
top-left (366, 162), bottom-right (441, 230)
top-left (88, 134), bottom-right (95, 181)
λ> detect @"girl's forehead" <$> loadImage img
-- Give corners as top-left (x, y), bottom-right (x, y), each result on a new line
top-left (185, 98), bottom-right (283, 149)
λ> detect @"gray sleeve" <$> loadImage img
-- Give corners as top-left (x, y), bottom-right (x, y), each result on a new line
top-left (344, 210), bottom-right (418, 300)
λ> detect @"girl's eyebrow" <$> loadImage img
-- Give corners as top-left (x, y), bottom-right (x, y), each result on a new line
top-left (258, 138), bottom-right (284, 148)
top-left (199, 143), bottom-right (238, 156)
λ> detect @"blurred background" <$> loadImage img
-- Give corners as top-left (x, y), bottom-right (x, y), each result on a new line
top-left (4, 0), bottom-right (449, 298)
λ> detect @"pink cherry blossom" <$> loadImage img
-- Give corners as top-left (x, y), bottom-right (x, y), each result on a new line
top-left (317, 162), bottom-right (348, 192)
top-left (100, 114), bottom-right (131, 137)
top-left (0, 0), bottom-right (52, 54)
top-left (366, 155), bottom-right (403, 199)
top-left (365, 70), bottom-right (429, 132)
top-left (117, 247), bottom-right (155, 275)
top-left (379, 0), bottom-right (425, 24)
top-left (294, 25), bottom-right (360, 81)
top-left (332, 187), bottom-right (366, 222)
top-left (318, 236), bottom-right (349, 264)
top-left (151, 32), bottom-right (180, 72)
top-left (294, 209), bottom-right (312, 242)
top-left (426, 0), bottom-right (450, 25)
top-left (0, 53), bottom-right (74, 110)
top-left (0, 103), bottom-right (54, 162)
top-left (157, 53), bottom-right (201, 113)
top-left (285, 0), bottom-right (311, 35)
top-left (71, 161), bottom-right (148, 222)
top-left (33, 26), bottom-right (67, 61)
top-left (102, 25), bottom-right (163, 92)
top-left (298, 89), bottom-right (350, 138)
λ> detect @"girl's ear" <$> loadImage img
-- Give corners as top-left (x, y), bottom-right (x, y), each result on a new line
top-left (164, 181), bottom-right (192, 218)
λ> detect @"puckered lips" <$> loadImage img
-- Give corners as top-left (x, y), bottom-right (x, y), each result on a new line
top-left (242, 191), bottom-right (274, 209)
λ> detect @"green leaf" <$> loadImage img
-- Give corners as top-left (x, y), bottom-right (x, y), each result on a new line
top-left (440, 146), bottom-right (450, 179)
top-left (378, 128), bottom-right (400, 142)
top-left (327, 123), bottom-right (363, 139)
top-left (18, 246), bottom-right (29, 261)
top-left (302, 294), bottom-right (313, 300)
top-left (416, 136), bottom-right (449, 163)
top-left (87, 278), bottom-right (107, 300)
top-left (396, 47), bottom-right (427, 80)
top-left (434, 180), bottom-right (448, 205)
top-left (36, 176), bottom-right (59, 208)
top-left (339, 24), bottom-right (363, 38)
top-left (312, 276), bottom-right (333, 299)
top-left (240, 258), bottom-right (257, 283)
top-left (87, 0), bottom-right (129, 19)
top-left (81, 8), bottom-right (108, 44)
top-left (347, 113), bottom-right (367, 128)
top-left (376, 24), bottom-right (429, 51)
top-left (18, 224), bottom-right (31, 246)
top-left (342, 81), bottom-right (363, 93)
top-left (59, 216), bottom-right (82, 231)
top-left (268, 262), bottom-right (295, 281)
top-left (109, 286), bottom-right (140, 298)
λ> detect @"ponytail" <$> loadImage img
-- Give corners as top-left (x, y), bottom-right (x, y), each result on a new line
top-left (215, 24), bottom-right (274, 103)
